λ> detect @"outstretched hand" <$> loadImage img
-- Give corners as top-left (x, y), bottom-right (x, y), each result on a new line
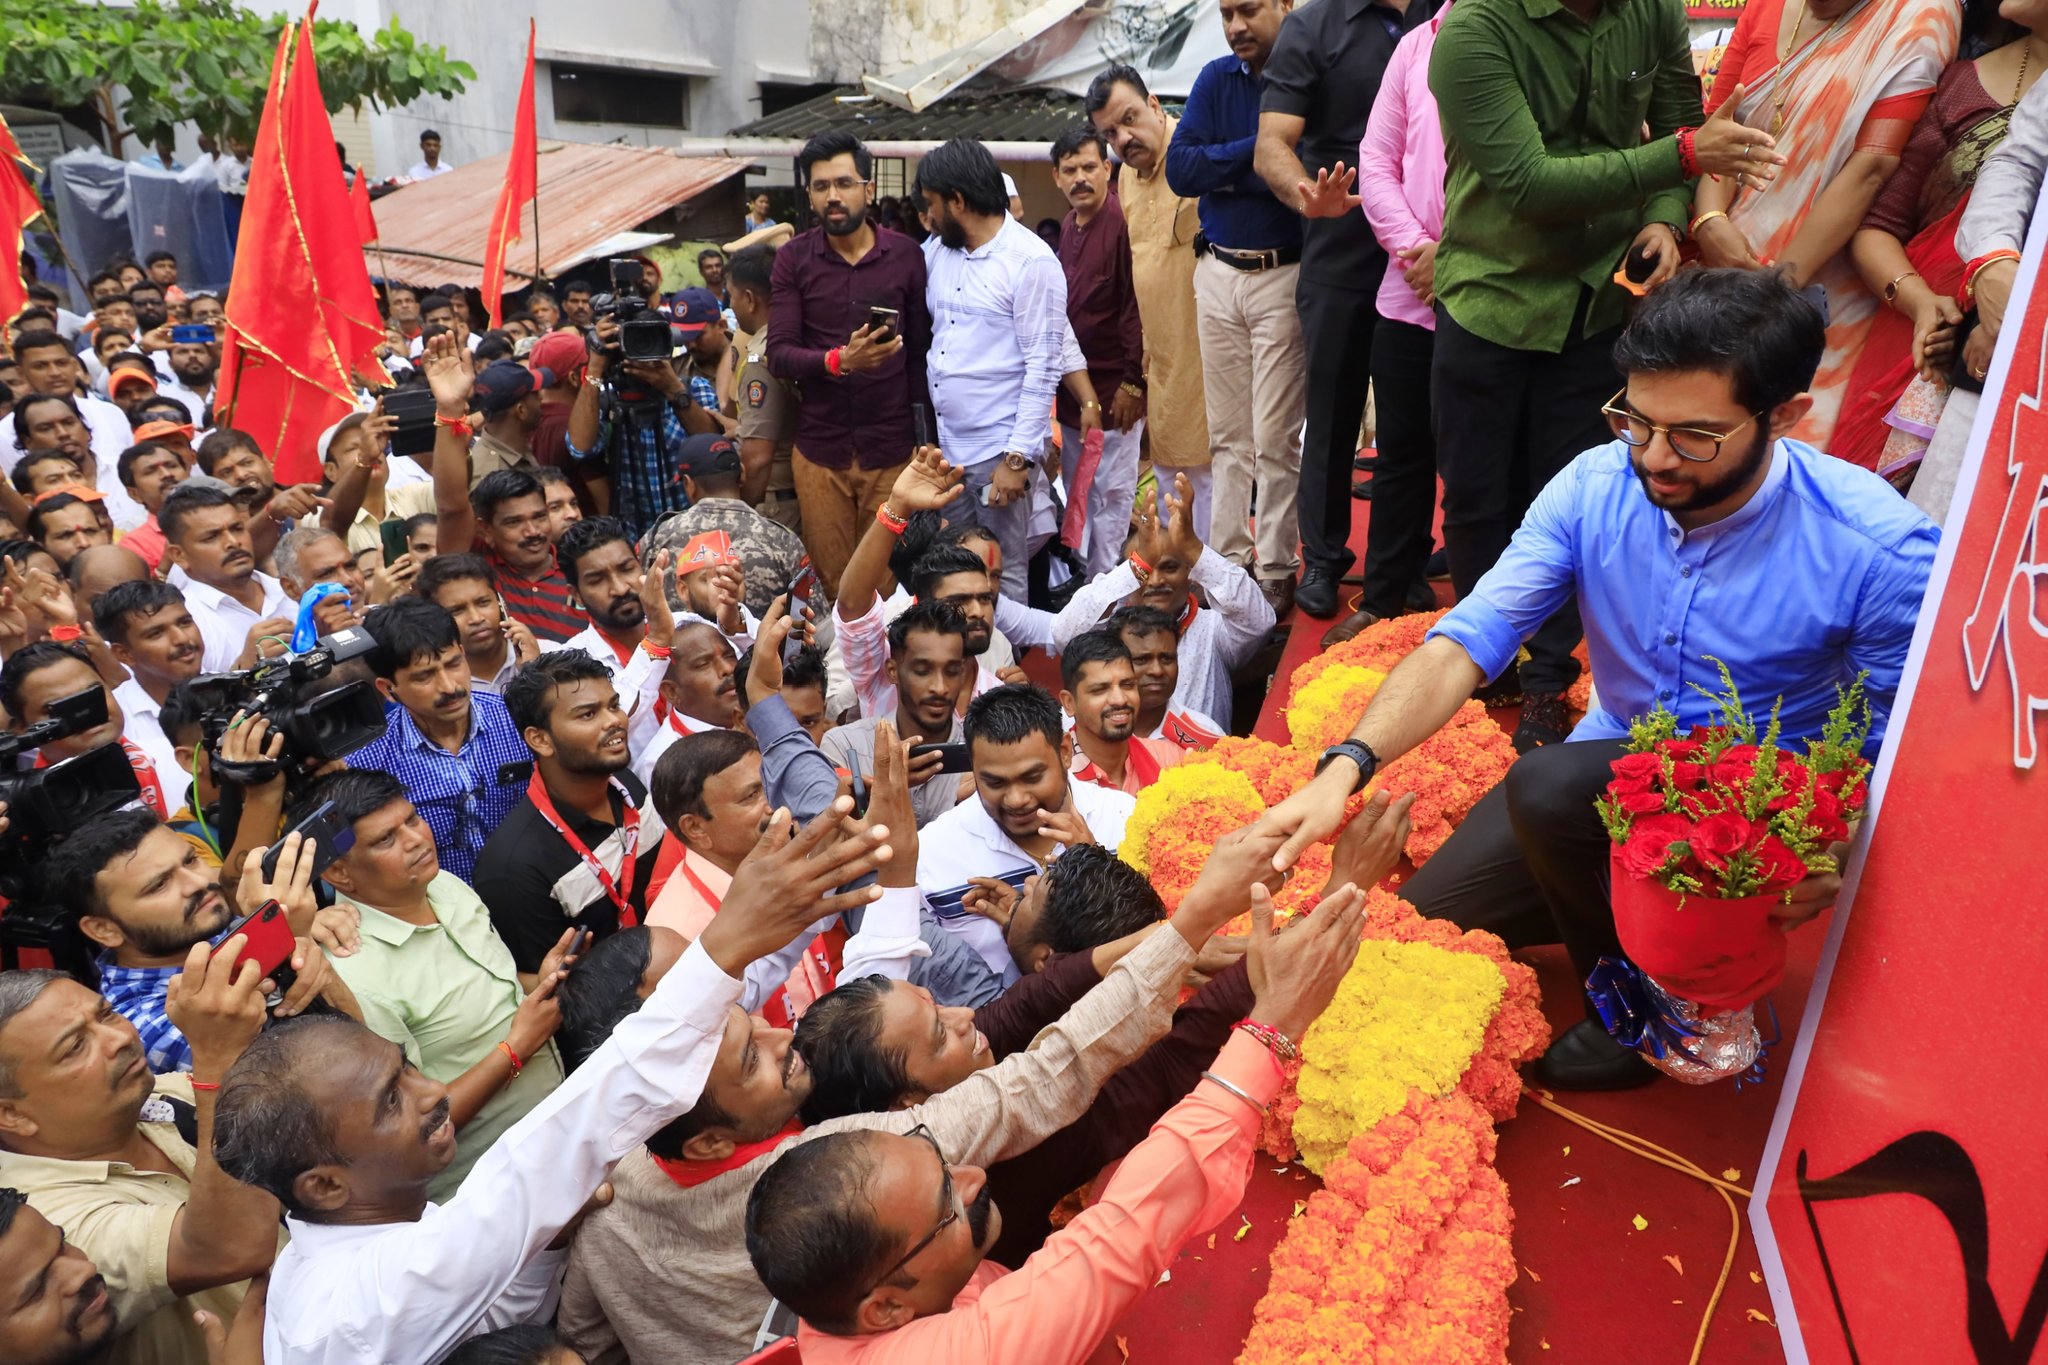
top-left (1297, 161), bottom-right (1361, 219)
top-left (699, 799), bottom-right (894, 974)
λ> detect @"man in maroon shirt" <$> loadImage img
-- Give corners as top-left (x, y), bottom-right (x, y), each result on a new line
top-left (766, 130), bottom-right (934, 597)
top-left (1051, 126), bottom-right (1147, 580)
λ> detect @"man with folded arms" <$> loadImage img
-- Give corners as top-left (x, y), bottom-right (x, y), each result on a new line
top-left (209, 802), bottom-right (894, 1365)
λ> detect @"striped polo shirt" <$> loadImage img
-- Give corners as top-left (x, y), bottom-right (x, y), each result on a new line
top-left (480, 542), bottom-right (587, 644)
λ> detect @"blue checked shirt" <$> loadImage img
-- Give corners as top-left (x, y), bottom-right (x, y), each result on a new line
top-left (345, 690), bottom-right (533, 885)
top-left (568, 397), bottom-right (692, 539)
top-left (99, 957), bottom-right (195, 1072)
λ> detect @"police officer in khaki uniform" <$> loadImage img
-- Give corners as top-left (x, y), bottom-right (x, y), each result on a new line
top-left (725, 244), bottom-right (802, 535)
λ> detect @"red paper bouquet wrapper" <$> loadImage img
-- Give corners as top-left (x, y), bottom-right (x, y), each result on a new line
top-left (1608, 846), bottom-right (1787, 1011)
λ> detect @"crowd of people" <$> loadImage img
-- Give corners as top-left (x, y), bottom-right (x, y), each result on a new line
top-left (0, 0), bottom-right (2040, 1357)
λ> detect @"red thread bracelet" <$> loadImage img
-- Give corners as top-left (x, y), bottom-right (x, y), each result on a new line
top-left (875, 503), bottom-right (909, 534)
top-left (189, 1078), bottom-right (220, 1092)
top-left (434, 411), bottom-right (472, 432)
top-left (1233, 1018), bottom-right (1300, 1062)
top-left (498, 1041), bottom-right (524, 1078)
top-left (1675, 126), bottom-right (1701, 179)
top-left (825, 347), bottom-right (845, 378)
top-left (1127, 551), bottom-right (1154, 577)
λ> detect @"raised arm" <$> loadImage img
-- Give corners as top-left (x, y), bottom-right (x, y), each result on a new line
top-left (423, 336), bottom-right (478, 554)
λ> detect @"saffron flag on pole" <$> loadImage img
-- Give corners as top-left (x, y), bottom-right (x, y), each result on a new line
top-left (216, 4), bottom-right (388, 485)
top-left (480, 18), bottom-right (539, 329)
top-left (0, 112), bottom-right (45, 326)
top-left (349, 167), bottom-right (379, 247)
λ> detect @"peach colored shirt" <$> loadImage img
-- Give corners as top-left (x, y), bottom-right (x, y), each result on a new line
top-left (796, 1032), bottom-right (1281, 1365)
top-left (645, 847), bottom-right (837, 1016)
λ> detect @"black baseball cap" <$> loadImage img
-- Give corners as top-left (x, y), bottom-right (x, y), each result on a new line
top-left (675, 434), bottom-right (741, 479)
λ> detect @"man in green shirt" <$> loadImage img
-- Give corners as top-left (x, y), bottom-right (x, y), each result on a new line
top-left (299, 768), bottom-right (578, 1201)
top-left (1427, 0), bottom-right (1777, 747)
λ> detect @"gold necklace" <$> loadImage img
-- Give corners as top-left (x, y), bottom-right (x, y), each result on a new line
top-left (2015, 37), bottom-right (2036, 107)
top-left (1770, 5), bottom-right (1812, 136)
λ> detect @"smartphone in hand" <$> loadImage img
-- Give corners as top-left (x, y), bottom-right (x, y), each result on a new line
top-left (209, 899), bottom-right (299, 998)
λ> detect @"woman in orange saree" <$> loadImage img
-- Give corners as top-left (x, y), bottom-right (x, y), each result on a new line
top-left (1691, 0), bottom-right (1961, 454)
top-left (1836, 9), bottom-right (2047, 482)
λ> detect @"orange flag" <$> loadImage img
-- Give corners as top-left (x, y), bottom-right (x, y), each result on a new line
top-left (0, 113), bottom-right (45, 327)
top-left (216, 6), bottom-right (388, 485)
top-left (481, 19), bottom-right (539, 329)
top-left (349, 168), bottom-right (378, 247)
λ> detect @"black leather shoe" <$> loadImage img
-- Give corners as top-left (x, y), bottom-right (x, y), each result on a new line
top-left (1296, 566), bottom-right (1340, 618)
top-left (1405, 577), bottom-right (1439, 613)
top-left (1513, 691), bottom-right (1571, 754)
top-left (1425, 547), bottom-right (1451, 581)
top-left (1534, 1020), bottom-right (1657, 1091)
top-left (1351, 480), bottom-right (1374, 501)
top-left (1354, 453), bottom-right (1377, 472)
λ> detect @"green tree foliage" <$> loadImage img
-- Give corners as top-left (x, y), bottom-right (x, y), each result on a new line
top-left (0, 0), bottom-right (473, 151)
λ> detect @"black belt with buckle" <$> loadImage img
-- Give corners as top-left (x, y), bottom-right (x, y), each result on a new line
top-left (1199, 236), bottom-right (1301, 272)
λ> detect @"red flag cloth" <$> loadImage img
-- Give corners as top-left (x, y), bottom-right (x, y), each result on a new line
top-left (1061, 427), bottom-right (1106, 550)
top-left (216, 10), bottom-right (387, 485)
top-left (0, 113), bottom-right (44, 327)
top-left (481, 19), bottom-right (539, 329)
top-left (349, 168), bottom-right (378, 247)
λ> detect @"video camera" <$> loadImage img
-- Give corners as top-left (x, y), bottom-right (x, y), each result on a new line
top-left (0, 686), bottom-right (143, 863)
top-left (197, 625), bottom-right (386, 789)
top-left (588, 257), bottom-right (674, 366)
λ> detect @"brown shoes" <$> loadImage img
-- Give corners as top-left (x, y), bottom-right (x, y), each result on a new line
top-left (1260, 578), bottom-right (1297, 619)
top-left (1319, 605), bottom-right (1381, 649)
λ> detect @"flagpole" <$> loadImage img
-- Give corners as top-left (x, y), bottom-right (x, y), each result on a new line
top-left (529, 22), bottom-right (544, 288)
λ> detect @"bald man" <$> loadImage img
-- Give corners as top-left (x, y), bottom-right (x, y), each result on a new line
top-left (66, 544), bottom-right (152, 615)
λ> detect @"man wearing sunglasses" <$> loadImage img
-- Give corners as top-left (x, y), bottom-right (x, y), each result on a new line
top-left (1253, 268), bottom-right (1940, 1092)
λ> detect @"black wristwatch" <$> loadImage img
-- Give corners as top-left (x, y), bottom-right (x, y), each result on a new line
top-left (1316, 740), bottom-right (1379, 793)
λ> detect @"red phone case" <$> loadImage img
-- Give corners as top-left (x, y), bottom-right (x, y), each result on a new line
top-left (210, 900), bottom-right (297, 981)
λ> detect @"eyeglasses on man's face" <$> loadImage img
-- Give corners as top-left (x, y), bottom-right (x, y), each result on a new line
top-left (1601, 389), bottom-right (1763, 464)
top-left (858, 1125), bottom-right (961, 1298)
top-left (808, 176), bottom-right (869, 196)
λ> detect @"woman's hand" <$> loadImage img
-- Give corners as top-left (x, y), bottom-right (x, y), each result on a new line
top-left (1695, 215), bottom-right (1765, 271)
top-left (1912, 294), bottom-right (1965, 382)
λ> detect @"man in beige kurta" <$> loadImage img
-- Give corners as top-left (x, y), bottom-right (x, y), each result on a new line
top-left (1093, 75), bottom-right (1213, 540)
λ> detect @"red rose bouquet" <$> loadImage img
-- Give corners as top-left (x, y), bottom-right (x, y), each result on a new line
top-left (1591, 662), bottom-right (1870, 1081)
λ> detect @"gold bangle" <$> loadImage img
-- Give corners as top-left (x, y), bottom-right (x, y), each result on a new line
top-left (1081, 400), bottom-right (1101, 410)
top-left (1688, 209), bottom-right (1729, 237)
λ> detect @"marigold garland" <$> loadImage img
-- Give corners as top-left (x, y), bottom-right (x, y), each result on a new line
top-left (1106, 613), bottom-right (1553, 1365)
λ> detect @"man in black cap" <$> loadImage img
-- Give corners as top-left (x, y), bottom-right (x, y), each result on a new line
top-left (670, 288), bottom-right (735, 436)
top-left (641, 434), bottom-right (810, 619)
top-left (467, 358), bottom-right (543, 487)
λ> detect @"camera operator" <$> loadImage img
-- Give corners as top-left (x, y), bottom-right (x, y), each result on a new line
top-left (0, 641), bottom-right (173, 818)
top-left (566, 287), bottom-right (719, 539)
top-left (157, 688), bottom-right (312, 881)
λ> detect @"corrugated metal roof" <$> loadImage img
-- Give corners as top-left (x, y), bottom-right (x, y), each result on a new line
top-left (366, 140), bottom-right (746, 288)
top-left (731, 86), bottom-right (1089, 144)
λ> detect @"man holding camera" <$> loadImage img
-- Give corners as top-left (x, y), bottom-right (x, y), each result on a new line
top-left (565, 276), bottom-right (721, 539)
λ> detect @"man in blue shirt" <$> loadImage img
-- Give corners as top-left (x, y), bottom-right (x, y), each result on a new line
top-left (1164, 0), bottom-right (1306, 619)
top-left (1253, 270), bottom-right (1939, 1090)
top-left (348, 597), bottom-right (532, 885)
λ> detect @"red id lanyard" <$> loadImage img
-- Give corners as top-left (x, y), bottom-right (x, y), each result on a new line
top-left (527, 771), bottom-right (641, 927)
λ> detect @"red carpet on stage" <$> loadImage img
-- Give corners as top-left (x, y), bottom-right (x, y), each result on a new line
top-left (1095, 476), bottom-right (1798, 1364)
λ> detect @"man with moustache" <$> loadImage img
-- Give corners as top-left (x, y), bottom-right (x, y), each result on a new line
top-left (96, 579), bottom-right (206, 800)
top-left (0, 1189), bottom-right (121, 1365)
top-left (113, 441), bottom-right (185, 570)
top-left (41, 810), bottom-right (348, 1073)
top-left (1106, 606), bottom-right (1225, 750)
top-left (347, 599), bottom-right (534, 886)
top-left (548, 517), bottom-right (682, 694)
top-left (1253, 271), bottom-right (1939, 1090)
top-left (207, 801), bottom-right (893, 1365)
top-left (292, 769), bottom-right (573, 1201)
top-left (158, 332), bottom-right (218, 426)
top-left (0, 945), bottom-right (290, 1365)
top-left (1050, 126), bottom-right (1146, 580)
top-left (1052, 472), bottom-right (1271, 736)
top-left (630, 621), bottom-right (747, 788)
top-left (11, 392), bottom-right (148, 531)
top-left (767, 130), bottom-right (934, 595)
top-left (474, 651), bottom-right (673, 972)
top-left (159, 482), bottom-right (297, 673)
top-left (1060, 632), bottom-right (1179, 796)
top-left (1, 333), bottom-right (133, 479)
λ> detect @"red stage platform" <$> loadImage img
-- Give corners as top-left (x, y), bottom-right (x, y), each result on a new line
top-left (1096, 496), bottom-right (1800, 1364)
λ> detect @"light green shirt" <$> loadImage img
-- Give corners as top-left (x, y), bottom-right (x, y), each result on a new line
top-left (326, 872), bottom-right (564, 1201)
top-left (1430, 0), bottom-right (1703, 351)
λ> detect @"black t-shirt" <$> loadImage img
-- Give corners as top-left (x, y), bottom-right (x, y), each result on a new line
top-left (473, 769), bottom-right (665, 973)
top-left (1260, 0), bottom-right (1433, 286)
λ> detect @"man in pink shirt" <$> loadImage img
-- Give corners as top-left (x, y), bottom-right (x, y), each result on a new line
top-left (744, 874), bottom-right (1378, 1365)
top-left (1336, 1), bottom-right (1453, 648)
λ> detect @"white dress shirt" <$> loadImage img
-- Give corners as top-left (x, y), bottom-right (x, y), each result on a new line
top-left (261, 937), bottom-right (741, 1365)
top-left (167, 564), bottom-right (298, 672)
top-left (915, 779), bottom-right (1135, 982)
top-left (923, 216), bottom-right (1069, 470)
top-left (407, 160), bottom-right (456, 180)
top-left (1051, 549), bottom-right (1276, 726)
top-left (114, 677), bottom-right (191, 812)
